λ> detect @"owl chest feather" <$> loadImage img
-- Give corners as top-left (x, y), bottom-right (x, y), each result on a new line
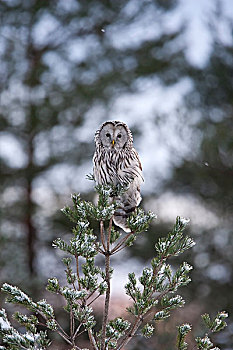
top-left (93, 146), bottom-right (143, 186)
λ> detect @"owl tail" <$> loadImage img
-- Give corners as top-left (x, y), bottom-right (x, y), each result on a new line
top-left (113, 208), bottom-right (133, 233)
top-left (113, 182), bottom-right (142, 233)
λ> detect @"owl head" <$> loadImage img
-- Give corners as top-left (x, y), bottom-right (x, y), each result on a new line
top-left (95, 121), bottom-right (133, 151)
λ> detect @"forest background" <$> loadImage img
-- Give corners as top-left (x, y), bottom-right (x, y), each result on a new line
top-left (0, 0), bottom-right (232, 349)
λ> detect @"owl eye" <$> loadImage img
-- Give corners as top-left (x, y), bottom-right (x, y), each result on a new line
top-left (117, 134), bottom-right (122, 138)
top-left (106, 133), bottom-right (111, 138)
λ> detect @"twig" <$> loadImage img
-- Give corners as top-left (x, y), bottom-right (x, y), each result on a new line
top-left (71, 344), bottom-right (82, 350)
top-left (38, 305), bottom-right (72, 345)
top-left (86, 283), bottom-right (103, 302)
top-left (94, 241), bottom-right (105, 254)
top-left (87, 293), bottom-right (101, 306)
top-left (100, 220), bottom-right (107, 251)
top-left (75, 254), bottom-right (81, 290)
top-left (111, 231), bottom-right (135, 253)
top-left (37, 309), bottom-right (70, 343)
top-left (66, 267), bottom-right (77, 291)
top-left (101, 251), bottom-right (111, 350)
top-left (101, 218), bottom-right (112, 350)
top-left (111, 244), bottom-right (127, 255)
top-left (55, 319), bottom-right (70, 340)
top-left (88, 329), bottom-right (99, 350)
top-left (57, 330), bottom-right (72, 345)
top-left (117, 256), bottom-right (173, 349)
top-left (70, 307), bottom-right (74, 339)
top-left (86, 290), bottom-right (96, 301)
top-left (73, 323), bottom-right (82, 339)
top-left (74, 328), bottom-right (87, 338)
top-left (116, 316), bottom-right (142, 350)
top-left (107, 217), bottom-right (113, 251)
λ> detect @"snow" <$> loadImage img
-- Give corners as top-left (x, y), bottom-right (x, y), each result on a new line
top-left (2, 284), bottom-right (32, 305)
top-left (181, 262), bottom-right (193, 273)
top-left (62, 287), bottom-right (87, 300)
top-left (79, 221), bottom-right (89, 228)
top-left (143, 268), bottom-right (153, 277)
top-left (179, 323), bottom-right (192, 332)
top-left (0, 317), bottom-right (11, 331)
top-left (218, 311), bottom-right (228, 319)
top-left (37, 299), bottom-right (54, 317)
top-left (25, 332), bottom-right (35, 342)
top-left (169, 295), bottom-right (183, 304)
top-left (180, 217), bottom-right (190, 225)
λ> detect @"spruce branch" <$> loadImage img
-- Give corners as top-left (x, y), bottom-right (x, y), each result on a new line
top-left (75, 254), bottom-right (81, 290)
top-left (116, 317), bottom-right (142, 350)
top-left (111, 230), bottom-right (135, 254)
top-left (101, 217), bottom-right (113, 350)
top-left (100, 220), bottom-right (107, 252)
top-left (88, 329), bottom-right (98, 350)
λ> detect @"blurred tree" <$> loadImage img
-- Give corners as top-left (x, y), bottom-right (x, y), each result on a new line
top-left (0, 0), bottom-right (188, 293)
top-left (163, 26), bottom-right (233, 348)
top-left (124, 16), bottom-right (233, 349)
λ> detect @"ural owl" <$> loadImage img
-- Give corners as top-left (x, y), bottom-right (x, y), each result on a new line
top-left (93, 121), bottom-right (144, 232)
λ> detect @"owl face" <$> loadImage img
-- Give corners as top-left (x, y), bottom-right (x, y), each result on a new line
top-left (99, 122), bottom-right (130, 151)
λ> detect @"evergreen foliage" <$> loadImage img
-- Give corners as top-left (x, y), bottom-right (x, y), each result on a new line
top-left (177, 311), bottom-right (228, 350)
top-left (0, 184), bottom-right (228, 349)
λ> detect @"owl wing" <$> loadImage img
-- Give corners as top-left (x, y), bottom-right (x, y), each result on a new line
top-left (117, 148), bottom-right (144, 186)
top-left (113, 149), bottom-right (143, 232)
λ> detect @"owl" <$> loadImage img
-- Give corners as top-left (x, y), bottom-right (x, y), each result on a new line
top-left (93, 121), bottom-right (144, 232)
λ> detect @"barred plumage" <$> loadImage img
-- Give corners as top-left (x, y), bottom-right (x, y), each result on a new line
top-left (93, 121), bottom-right (144, 232)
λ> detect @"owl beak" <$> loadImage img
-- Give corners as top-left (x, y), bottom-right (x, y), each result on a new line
top-left (112, 139), bottom-right (115, 147)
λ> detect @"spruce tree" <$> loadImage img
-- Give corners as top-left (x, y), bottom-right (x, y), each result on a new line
top-left (0, 183), bottom-right (227, 349)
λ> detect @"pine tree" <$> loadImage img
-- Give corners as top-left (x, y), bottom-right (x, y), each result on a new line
top-left (167, 19), bottom-right (233, 346)
top-left (0, 183), bottom-right (227, 349)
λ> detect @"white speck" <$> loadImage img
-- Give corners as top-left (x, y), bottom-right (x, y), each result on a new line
top-left (204, 162), bottom-right (209, 166)
top-left (101, 28), bottom-right (105, 33)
